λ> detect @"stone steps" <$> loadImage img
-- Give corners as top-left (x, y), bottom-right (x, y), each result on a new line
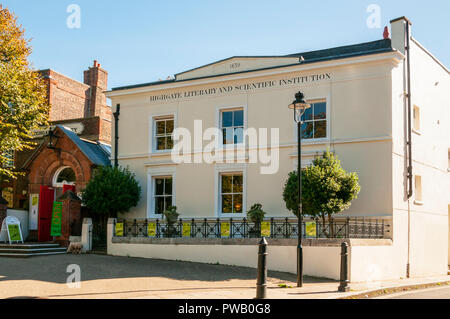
top-left (0, 243), bottom-right (67, 258)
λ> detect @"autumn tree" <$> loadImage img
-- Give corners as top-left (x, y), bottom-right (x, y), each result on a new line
top-left (0, 6), bottom-right (49, 179)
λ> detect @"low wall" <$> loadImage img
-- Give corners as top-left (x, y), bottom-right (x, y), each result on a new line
top-left (109, 236), bottom-right (343, 279)
top-left (107, 219), bottom-right (396, 282)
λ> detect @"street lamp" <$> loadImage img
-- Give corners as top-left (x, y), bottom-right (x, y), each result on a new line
top-left (47, 128), bottom-right (60, 150)
top-left (288, 91), bottom-right (311, 288)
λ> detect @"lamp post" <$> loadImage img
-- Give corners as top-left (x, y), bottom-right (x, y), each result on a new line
top-left (288, 92), bottom-right (311, 288)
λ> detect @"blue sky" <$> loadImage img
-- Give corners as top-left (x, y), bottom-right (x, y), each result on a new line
top-left (3, 0), bottom-right (450, 89)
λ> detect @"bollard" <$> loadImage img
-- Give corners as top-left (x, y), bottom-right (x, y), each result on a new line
top-left (256, 237), bottom-right (268, 299)
top-left (338, 242), bottom-right (350, 292)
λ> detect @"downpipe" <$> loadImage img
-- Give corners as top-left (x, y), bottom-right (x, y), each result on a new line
top-left (113, 104), bottom-right (121, 168)
top-left (405, 21), bottom-right (413, 279)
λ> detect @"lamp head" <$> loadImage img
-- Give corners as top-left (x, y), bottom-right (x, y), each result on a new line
top-left (47, 128), bottom-right (59, 149)
top-left (288, 91), bottom-right (311, 123)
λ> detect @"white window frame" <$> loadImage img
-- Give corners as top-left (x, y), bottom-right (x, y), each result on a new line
top-left (414, 175), bottom-right (423, 205)
top-left (448, 149), bottom-right (450, 172)
top-left (413, 105), bottom-right (421, 135)
top-left (149, 112), bottom-right (177, 155)
top-left (216, 105), bottom-right (247, 150)
top-left (147, 166), bottom-right (176, 218)
top-left (293, 97), bottom-right (330, 144)
top-left (52, 166), bottom-right (76, 188)
top-left (214, 163), bottom-right (247, 218)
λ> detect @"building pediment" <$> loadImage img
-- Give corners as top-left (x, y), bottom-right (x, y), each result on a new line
top-left (175, 56), bottom-right (300, 81)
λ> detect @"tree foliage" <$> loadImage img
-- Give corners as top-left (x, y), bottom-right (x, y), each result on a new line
top-left (82, 166), bottom-right (141, 218)
top-left (0, 6), bottom-right (49, 178)
top-left (283, 151), bottom-right (361, 234)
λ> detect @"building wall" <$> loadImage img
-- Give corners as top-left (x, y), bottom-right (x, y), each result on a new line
top-left (4, 62), bottom-right (112, 210)
top-left (107, 18), bottom-right (449, 280)
top-left (41, 70), bottom-right (91, 122)
top-left (390, 32), bottom-right (450, 277)
top-left (28, 128), bottom-right (94, 195)
top-left (110, 55), bottom-right (398, 220)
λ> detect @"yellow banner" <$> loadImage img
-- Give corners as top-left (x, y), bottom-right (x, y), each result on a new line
top-left (221, 222), bottom-right (230, 237)
top-left (115, 223), bottom-right (124, 237)
top-left (261, 222), bottom-right (271, 237)
top-left (305, 222), bottom-right (317, 238)
top-left (147, 223), bottom-right (156, 237)
top-left (182, 223), bottom-right (191, 237)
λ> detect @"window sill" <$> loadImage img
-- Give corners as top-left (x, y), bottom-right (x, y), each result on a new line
top-left (414, 200), bottom-right (424, 206)
top-left (147, 215), bottom-right (165, 220)
top-left (219, 144), bottom-right (245, 150)
top-left (151, 150), bottom-right (173, 157)
top-left (220, 213), bottom-right (246, 218)
top-left (299, 138), bottom-right (330, 145)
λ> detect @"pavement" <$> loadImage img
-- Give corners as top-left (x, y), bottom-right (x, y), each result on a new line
top-left (0, 254), bottom-right (449, 299)
top-left (375, 285), bottom-right (450, 299)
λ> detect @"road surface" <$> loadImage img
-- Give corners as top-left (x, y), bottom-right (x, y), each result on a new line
top-left (377, 285), bottom-right (450, 299)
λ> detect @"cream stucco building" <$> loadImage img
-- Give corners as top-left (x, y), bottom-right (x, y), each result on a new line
top-left (106, 17), bottom-right (449, 279)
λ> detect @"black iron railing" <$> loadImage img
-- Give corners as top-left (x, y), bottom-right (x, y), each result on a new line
top-left (114, 217), bottom-right (390, 240)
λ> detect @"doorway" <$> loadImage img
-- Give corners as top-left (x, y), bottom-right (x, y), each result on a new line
top-left (37, 166), bottom-right (77, 242)
top-left (38, 186), bottom-right (54, 242)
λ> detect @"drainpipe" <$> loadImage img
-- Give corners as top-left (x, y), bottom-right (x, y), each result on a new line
top-left (406, 23), bottom-right (413, 200)
top-left (113, 104), bottom-right (120, 168)
top-left (405, 20), bottom-right (413, 278)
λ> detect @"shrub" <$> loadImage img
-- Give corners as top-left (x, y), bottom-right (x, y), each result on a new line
top-left (163, 206), bottom-right (179, 224)
top-left (246, 203), bottom-right (266, 223)
top-left (163, 206), bottom-right (179, 238)
top-left (82, 165), bottom-right (141, 221)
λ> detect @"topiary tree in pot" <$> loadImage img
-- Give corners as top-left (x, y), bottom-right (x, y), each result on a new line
top-left (283, 150), bottom-right (360, 238)
top-left (163, 206), bottom-right (179, 238)
top-left (247, 203), bottom-right (266, 238)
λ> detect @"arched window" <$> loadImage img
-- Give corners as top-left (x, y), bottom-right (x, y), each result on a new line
top-left (53, 166), bottom-right (76, 188)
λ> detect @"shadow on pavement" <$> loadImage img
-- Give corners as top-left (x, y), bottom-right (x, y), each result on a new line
top-left (0, 254), bottom-right (336, 285)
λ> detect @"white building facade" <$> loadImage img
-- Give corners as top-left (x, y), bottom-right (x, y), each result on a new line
top-left (106, 17), bottom-right (450, 280)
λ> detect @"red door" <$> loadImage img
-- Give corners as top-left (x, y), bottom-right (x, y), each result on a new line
top-left (63, 185), bottom-right (76, 194)
top-left (38, 186), bottom-right (55, 242)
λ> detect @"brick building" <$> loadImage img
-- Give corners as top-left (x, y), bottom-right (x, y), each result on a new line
top-left (1, 61), bottom-right (112, 241)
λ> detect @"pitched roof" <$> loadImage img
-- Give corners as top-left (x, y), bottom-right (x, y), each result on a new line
top-left (57, 125), bottom-right (111, 166)
top-left (111, 39), bottom-right (393, 92)
top-left (286, 38), bottom-right (392, 61)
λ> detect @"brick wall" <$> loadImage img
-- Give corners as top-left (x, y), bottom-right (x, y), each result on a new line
top-left (39, 61), bottom-right (112, 128)
top-left (28, 127), bottom-right (96, 195)
top-left (40, 70), bottom-right (90, 121)
top-left (5, 62), bottom-right (112, 210)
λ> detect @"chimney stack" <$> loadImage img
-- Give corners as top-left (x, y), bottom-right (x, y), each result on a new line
top-left (383, 26), bottom-right (390, 39)
top-left (390, 17), bottom-right (412, 55)
top-left (84, 60), bottom-right (108, 118)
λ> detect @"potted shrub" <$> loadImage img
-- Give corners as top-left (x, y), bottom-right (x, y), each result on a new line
top-left (163, 206), bottom-right (179, 238)
top-left (247, 204), bottom-right (266, 238)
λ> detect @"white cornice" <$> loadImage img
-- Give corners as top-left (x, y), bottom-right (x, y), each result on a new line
top-left (106, 51), bottom-right (405, 98)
